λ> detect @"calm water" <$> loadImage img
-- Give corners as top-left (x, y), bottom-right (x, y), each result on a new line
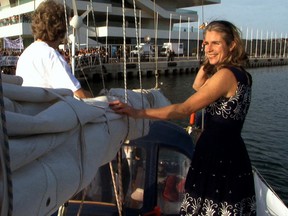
top-left (88, 65), bottom-right (288, 206)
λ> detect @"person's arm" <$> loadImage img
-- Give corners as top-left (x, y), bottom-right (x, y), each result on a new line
top-left (109, 68), bottom-right (237, 120)
top-left (74, 88), bottom-right (93, 99)
top-left (192, 66), bottom-right (209, 91)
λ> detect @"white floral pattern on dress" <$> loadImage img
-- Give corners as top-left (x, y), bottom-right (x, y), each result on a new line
top-left (206, 81), bottom-right (252, 121)
top-left (180, 193), bottom-right (256, 216)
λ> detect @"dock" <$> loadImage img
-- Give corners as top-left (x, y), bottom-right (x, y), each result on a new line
top-left (74, 57), bottom-right (288, 81)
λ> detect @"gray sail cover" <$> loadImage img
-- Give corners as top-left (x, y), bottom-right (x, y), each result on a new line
top-left (1, 74), bottom-right (170, 215)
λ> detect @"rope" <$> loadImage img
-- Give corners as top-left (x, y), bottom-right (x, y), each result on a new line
top-left (76, 187), bottom-right (87, 216)
top-left (63, 0), bottom-right (71, 57)
top-left (0, 73), bottom-right (13, 216)
top-left (107, 2), bottom-right (128, 216)
top-left (132, 0), bottom-right (143, 90)
top-left (89, 0), bottom-right (107, 93)
top-left (187, 5), bottom-right (206, 136)
top-left (122, 0), bottom-right (127, 103)
top-left (109, 161), bottom-right (122, 215)
top-left (201, 0), bottom-right (205, 25)
top-left (154, 12), bottom-right (159, 89)
top-left (199, 3), bottom-right (206, 132)
top-left (62, 0), bottom-right (95, 97)
top-left (132, 0), bottom-right (146, 137)
top-left (117, 150), bottom-right (124, 212)
top-left (63, 0), bottom-right (107, 96)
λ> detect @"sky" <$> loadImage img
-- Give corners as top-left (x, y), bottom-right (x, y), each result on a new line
top-left (188, 0), bottom-right (288, 39)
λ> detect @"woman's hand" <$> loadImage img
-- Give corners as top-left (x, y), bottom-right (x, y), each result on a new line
top-left (109, 100), bottom-right (140, 118)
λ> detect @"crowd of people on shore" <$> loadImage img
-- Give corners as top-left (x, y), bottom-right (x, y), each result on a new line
top-left (0, 46), bottom-right (111, 75)
top-left (1, 44), bottom-right (187, 76)
top-left (60, 46), bottom-right (110, 66)
top-left (0, 48), bottom-right (22, 75)
top-left (0, 48), bottom-right (21, 56)
top-left (0, 14), bottom-right (31, 27)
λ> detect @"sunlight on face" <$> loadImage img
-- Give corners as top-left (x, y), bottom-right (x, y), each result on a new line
top-left (203, 31), bottom-right (230, 65)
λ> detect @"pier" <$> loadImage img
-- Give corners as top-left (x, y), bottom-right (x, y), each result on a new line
top-left (75, 57), bottom-right (288, 81)
top-left (76, 58), bottom-right (199, 81)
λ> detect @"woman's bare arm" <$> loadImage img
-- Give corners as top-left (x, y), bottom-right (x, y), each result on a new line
top-left (192, 66), bottom-right (209, 91)
top-left (109, 68), bottom-right (237, 120)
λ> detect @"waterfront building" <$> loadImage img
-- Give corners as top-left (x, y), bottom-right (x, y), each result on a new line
top-left (0, 0), bottom-right (220, 55)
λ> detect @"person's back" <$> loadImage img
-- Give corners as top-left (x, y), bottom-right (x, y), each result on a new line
top-left (16, 41), bottom-right (81, 92)
top-left (16, 0), bottom-right (92, 98)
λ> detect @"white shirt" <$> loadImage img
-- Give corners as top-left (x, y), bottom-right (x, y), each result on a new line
top-left (16, 41), bottom-right (81, 92)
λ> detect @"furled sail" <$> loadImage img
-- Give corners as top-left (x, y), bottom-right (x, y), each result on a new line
top-left (1, 74), bottom-right (170, 216)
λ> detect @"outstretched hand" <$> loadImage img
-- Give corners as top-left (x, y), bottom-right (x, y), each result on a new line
top-left (109, 100), bottom-right (139, 118)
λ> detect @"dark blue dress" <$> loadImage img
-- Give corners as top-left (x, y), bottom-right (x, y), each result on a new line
top-left (180, 67), bottom-right (256, 215)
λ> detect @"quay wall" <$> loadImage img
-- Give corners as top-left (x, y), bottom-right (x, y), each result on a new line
top-left (75, 58), bottom-right (288, 81)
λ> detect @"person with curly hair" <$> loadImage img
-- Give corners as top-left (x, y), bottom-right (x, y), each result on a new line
top-left (110, 20), bottom-right (256, 215)
top-left (16, 0), bottom-right (92, 98)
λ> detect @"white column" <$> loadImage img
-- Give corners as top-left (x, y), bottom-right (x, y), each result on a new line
top-left (283, 33), bottom-right (287, 58)
top-left (178, 15), bottom-right (182, 57)
top-left (187, 17), bottom-right (190, 59)
top-left (169, 13), bottom-right (172, 43)
top-left (255, 29), bottom-right (258, 58)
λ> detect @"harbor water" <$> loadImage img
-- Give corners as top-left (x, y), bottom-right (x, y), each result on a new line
top-left (87, 65), bottom-right (288, 206)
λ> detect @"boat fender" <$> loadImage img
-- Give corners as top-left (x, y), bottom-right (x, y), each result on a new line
top-left (189, 113), bottom-right (195, 125)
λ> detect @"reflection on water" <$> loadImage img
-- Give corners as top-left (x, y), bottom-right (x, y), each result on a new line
top-left (88, 65), bottom-right (288, 206)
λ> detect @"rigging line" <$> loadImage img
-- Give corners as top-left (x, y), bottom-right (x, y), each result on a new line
top-left (154, 11), bottom-right (159, 89)
top-left (200, 0), bottom-right (205, 132)
top-left (117, 150), bottom-right (124, 211)
top-left (201, 0), bottom-right (205, 26)
top-left (132, 0), bottom-right (143, 90)
top-left (122, 0), bottom-right (127, 103)
top-left (74, 57), bottom-right (94, 97)
top-left (74, 49), bottom-right (94, 96)
top-left (63, 0), bottom-right (94, 97)
top-left (76, 187), bottom-right (87, 216)
top-left (109, 161), bottom-right (122, 215)
top-left (63, 0), bottom-right (71, 57)
top-left (106, 2), bottom-right (129, 216)
top-left (59, 2), bottom-right (94, 213)
top-left (121, 0), bottom-right (130, 142)
top-left (87, 0), bottom-right (107, 94)
top-left (132, 0), bottom-right (146, 136)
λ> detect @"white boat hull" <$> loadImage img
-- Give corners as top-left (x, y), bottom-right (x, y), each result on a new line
top-left (253, 167), bottom-right (288, 216)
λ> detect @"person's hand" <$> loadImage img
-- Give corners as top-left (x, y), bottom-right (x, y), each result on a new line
top-left (109, 100), bottom-right (139, 118)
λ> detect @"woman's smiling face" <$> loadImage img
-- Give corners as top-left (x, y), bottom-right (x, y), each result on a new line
top-left (203, 30), bottom-right (232, 65)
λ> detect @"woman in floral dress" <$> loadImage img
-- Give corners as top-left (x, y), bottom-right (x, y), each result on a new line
top-left (109, 20), bottom-right (256, 215)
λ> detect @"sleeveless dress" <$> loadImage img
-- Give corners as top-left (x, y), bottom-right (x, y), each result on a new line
top-left (180, 67), bottom-right (256, 215)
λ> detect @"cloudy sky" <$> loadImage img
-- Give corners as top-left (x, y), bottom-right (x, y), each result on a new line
top-left (188, 0), bottom-right (288, 39)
